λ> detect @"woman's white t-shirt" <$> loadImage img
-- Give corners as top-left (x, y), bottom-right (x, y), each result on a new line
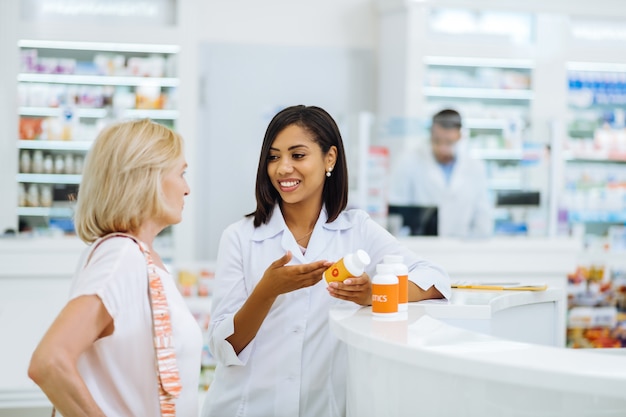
top-left (70, 237), bottom-right (203, 417)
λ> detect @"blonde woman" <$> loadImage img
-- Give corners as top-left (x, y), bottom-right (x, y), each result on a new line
top-left (29, 119), bottom-right (202, 417)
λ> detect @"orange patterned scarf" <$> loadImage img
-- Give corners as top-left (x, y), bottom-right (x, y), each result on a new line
top-left (137, 238), bottom-right (182, 416)
top-left (99, 233), bottom-right (182, 416)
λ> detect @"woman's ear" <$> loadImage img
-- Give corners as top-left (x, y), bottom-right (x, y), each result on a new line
top-left (327, 145), bottom-right (338, 167)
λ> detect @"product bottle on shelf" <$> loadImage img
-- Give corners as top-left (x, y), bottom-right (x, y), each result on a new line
top-left (20, 151), bottom-right (31, 173)
top-left (61, 108), bottom-right (76, 141)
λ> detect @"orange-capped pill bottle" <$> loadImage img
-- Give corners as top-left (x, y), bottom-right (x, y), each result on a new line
top-left (383, 255), bottom-right (409, 311)
top-left (323, 249), bottom-right (370, 284)
top-left (371, 263), bottom-right (399, 320)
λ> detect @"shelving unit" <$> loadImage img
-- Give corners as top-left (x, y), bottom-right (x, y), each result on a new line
top-left (423, 86), bottom-right (534, 100)
top-left (423, 56), bottom-right (534, 194)
top-left (19, 106), bottom-right (179, 120)
top-left (561, 61), bottom-right (626, 236)
top-left (566, 246), bottom-right (626, 349)
top-left (16, 39), bottom-right (179, 232)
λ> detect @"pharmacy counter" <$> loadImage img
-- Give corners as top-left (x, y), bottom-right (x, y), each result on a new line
top-left (0, 237), bottom-right (84, 415)
top-left (330, 289), bottom-right (626, 417)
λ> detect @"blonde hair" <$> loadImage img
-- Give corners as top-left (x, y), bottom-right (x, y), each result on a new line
top-left (74, 119), bottom-right (184, 243)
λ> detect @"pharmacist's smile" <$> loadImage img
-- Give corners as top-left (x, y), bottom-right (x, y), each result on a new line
top-left (278, 179), bottom-right (301, 192)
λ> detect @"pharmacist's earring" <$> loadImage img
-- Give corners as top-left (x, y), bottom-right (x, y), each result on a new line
top-left (326, 167), bottom-right (333, 177)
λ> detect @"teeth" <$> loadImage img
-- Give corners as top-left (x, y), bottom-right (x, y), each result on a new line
top-left (280, 180), bottom-right (299, 187)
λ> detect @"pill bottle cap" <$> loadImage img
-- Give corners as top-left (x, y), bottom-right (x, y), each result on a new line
top-left (383, 254), bottom-right (403, 264)
top-left (353, 249), bottom-right (371, 269)
top-left (376, 263), bottom-right (396, 275)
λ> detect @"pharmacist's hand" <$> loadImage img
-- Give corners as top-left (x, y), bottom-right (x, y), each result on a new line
top-left (259, 251), bottom-right (331, 297)
top-left (327, 273), bottom-right (372, 306)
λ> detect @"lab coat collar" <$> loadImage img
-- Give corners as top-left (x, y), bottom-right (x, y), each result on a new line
top-left (250, 204), bottom-right (353, 263)
top-left (250, 205), bottom-right (287, 243)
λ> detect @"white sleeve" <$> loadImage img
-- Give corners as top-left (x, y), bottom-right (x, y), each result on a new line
top-left (207, 224), bottom-right (255, 367)
top-left (359, 213), bottom-right (451, 299)
top-left (69, 238), bottom-right (147, 321)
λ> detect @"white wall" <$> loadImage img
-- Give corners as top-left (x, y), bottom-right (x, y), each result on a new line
top-left (194, 44), bottom-right (376, 260)
top-left (194, 0), bottom-right (377, 48)
top-left (188, 0), bottom-right (379, 260)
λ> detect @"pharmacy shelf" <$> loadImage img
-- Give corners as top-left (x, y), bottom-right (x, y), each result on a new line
top-left (16, 173), bottom-right (81, 184)
top-left (568, 210), bottom-right (626, 223)
top-left (18, 73), bottom-right (179, 87)
top-left (567, 61), bottom-right (626, 73)
top-left (424, 56), bottom-right (534, 69)
top-left (465, 118), bottom-right (511, 130)
top-left (563, 151), bottom-right (626, 163)
top-left (123, 109), bottom-right (179, 119)
top-left (16, 207), bottom-right (74, 217)
top-left (18, 39), bottom-right (180, 54)
top-left (18, 106), bottom-right (178, 120)
top-left (470, 149), bottom-right (524, 160)
top-left (19, 106), bottom-right (107, 118)
top-left (14, 40), bottom-right (180, 234)
top-left (423, 86), bottom-right (534, 100)
top-left (18, 140), bottom-right (93, 151)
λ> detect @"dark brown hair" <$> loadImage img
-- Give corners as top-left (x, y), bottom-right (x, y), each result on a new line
top-left (248, 105), bottom-right (348, 227)
top-left (432, 108), bottom-right (462, 130)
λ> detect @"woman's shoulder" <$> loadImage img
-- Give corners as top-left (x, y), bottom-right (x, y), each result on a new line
top-left (84, 235), bottom-right (145, 271)
top-left (225, 215), bottom-right (255, 231)
top-left (331, 208), bottom-right (372, 227)
top-left (220, 215), bottom-right (257, 241)
top-left (71, 235), bottom-right (147, 299)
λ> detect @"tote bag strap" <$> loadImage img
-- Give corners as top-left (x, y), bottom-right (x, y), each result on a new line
top-left (85, 232), bottom-right (182, 416)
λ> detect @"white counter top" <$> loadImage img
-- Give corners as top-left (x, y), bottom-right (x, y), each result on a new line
top-left (0, 236), bottom-right (86, 278)
top-left (413, 288), bottom-right (562, 320)
top-left (330, 290), bottom-right (626, 417)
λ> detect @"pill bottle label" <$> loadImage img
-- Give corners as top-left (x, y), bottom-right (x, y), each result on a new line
top-left (372, 283), bottom-right (399, 314)
top-left (324, 258), bottom-right (350, 284)
top-left (398, 274), bottom-right (409, 305)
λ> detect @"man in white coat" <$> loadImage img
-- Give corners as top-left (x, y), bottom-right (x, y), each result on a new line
top-left (389, 109), bottom-right (493, 238)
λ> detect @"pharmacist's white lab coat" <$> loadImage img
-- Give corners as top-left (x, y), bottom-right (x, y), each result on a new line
top-left (202, 205), bottom-right (450, 417)
top-left (389, 146), bottom-right (493, 238)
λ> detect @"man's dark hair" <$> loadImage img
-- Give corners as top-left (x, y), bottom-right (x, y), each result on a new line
top-left (432, 109), bottom-right (462, 130)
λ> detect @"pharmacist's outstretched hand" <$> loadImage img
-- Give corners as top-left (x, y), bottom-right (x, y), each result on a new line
top-left (259, 251), bottom-right (331, 297)
top-left (327, 273), bottom-right (372, 306)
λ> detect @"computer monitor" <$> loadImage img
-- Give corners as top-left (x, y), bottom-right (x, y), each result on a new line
top-left (387, 205), bottom-right (438, 236)
top-left (495, 191), bottom-right (541, 207)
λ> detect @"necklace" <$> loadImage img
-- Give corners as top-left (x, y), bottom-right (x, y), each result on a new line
top-left (295, 229), bottom-right (314, 243)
